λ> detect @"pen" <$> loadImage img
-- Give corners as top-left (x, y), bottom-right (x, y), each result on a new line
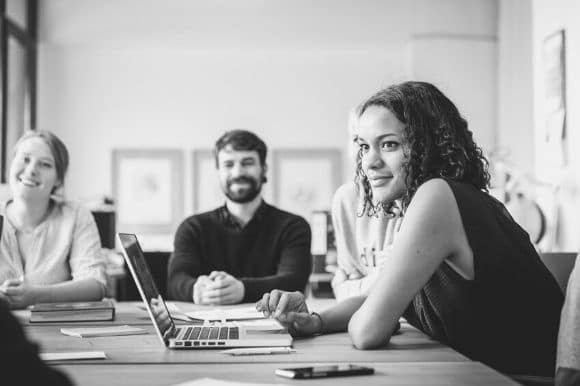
top-left (221, 347), bottom-right (295, 356)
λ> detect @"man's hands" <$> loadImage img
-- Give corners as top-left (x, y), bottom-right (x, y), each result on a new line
top-left (192, 271), bottom-right (245, 305)
top-left (0, 278), bottom-right (38, 309)
top-left (256, 290), bottom-right (321, 337)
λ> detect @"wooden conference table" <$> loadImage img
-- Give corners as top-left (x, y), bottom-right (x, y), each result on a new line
top-left (16, 299), bottom-right (519, 386)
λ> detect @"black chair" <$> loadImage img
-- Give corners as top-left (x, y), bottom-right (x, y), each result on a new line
top-left (116, 251), bottom-right (170, 301)
top-left (555, 253), bottom-right (580, 386)
top-left (539, 252), bottom-right (578, 294)
top-left (509, 252), bottom-right (579, 386)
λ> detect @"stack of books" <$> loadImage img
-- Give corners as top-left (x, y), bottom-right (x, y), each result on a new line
top-left (30, 300), bottom-right (115, 323)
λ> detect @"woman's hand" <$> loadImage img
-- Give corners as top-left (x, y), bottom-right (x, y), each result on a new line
top-left (256, 290), bottom-right (321, 337)
top-left (331, 268), bottom-right (348, 288)
top-left (0, 279), bottom-right (37, 309)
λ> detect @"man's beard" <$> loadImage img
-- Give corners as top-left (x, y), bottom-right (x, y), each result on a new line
top-left (224, 175), bottom-right (263, 203)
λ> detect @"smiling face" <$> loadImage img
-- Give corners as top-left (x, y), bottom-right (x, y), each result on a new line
top-left (217, 146), bottom-right (266, 204)
top-left (356, 105), bottom-right (407, 205)
top-left (9, 137), bottom-right (60, 203)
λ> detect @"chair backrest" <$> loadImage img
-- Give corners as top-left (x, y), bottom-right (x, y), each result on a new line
top-left (539, 252), bottom-right (578, 293)
top-left (117, 251), bottom-right (170, 301)
top-left (91, 210), bottom-right (116, 249)
top-left (556, 253), bottom-right (580, 385)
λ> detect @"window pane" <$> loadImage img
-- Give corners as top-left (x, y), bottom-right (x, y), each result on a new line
top-left (6, 36), bottom-right (29, 158)
top-left (6, 0), bottom-right (28, 30)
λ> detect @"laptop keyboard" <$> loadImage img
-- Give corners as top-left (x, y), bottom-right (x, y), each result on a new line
top-left (182, 326), bottom-right (239, 341)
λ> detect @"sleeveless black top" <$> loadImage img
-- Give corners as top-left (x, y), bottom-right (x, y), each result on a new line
top-left (403, 180), bottom-right (563, 376)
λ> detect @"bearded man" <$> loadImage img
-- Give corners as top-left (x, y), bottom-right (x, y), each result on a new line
top-left (167, 130), bottom-right (312, 304)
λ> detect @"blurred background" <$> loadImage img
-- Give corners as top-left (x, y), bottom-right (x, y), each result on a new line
top-left (0, 0), bottom-right (578, 258)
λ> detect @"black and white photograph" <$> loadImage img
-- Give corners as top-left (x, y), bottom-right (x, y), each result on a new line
top-left (0, 1), bottom-right (578, 386)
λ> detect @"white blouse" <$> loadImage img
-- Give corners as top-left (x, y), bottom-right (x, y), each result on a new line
top-left (0, 200), bottom-right (107, 289)
top-left (331, 182), bottom-right (402, 300)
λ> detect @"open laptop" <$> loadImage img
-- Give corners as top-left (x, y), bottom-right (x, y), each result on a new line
top-left (117, 232), bottom-right (293, 349)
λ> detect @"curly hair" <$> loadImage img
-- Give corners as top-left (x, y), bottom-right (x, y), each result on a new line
top-left (355, 81), bottom-right (490, 216)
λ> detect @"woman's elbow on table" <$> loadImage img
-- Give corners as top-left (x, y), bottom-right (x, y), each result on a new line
top-left (348, 317), bottom-right (392, 350)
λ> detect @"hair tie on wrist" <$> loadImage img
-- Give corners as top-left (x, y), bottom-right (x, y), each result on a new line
top-left (310, 311), bottom-right (324, 335)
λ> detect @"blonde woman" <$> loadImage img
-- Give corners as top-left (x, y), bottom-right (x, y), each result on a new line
top-left (0, 131), bottom-right (106, 309)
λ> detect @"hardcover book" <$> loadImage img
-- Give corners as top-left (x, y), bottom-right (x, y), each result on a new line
top-left (30, 300), bottom-right (115, 323)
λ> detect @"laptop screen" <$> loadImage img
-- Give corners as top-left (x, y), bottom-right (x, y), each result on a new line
top-left (117, 233), bottom-right (176, 345)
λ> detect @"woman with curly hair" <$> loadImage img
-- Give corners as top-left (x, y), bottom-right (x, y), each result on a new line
top-left (258, 81), bottom-right (563, 377)
top-left (330, 106), bottom-right (402, 301)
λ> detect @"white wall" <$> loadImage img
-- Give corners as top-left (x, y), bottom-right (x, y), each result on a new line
top-left (496, 0), bottom-right (580, 251)
top-left (532, 0), bottom-right (580, 251)
top-left (36, 0), bottom-right (498, 249)
top-left (497, 0), bottom-right (534, 175)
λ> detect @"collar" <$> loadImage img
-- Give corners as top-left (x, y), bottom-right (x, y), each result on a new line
top-left (218, 200), bottom-right (268, 229)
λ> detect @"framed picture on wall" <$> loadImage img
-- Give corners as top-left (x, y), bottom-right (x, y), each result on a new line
top-left (192, 149), bottom-right (223, 214)
top-left (272, 149), bottom-right (342, 225)
top-left (541, 29), bottom-right (567, 166)
top-left (112, 149), bottom-right (183, 234)
top-left (192, 149), bottom-right (275, 213)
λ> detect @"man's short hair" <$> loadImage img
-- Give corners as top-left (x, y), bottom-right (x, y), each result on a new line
top-left (214, 129), bottom-right (268, 167)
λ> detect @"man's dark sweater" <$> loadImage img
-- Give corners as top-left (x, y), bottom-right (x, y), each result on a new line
top-left (167, 201), bottom-right (312, 302)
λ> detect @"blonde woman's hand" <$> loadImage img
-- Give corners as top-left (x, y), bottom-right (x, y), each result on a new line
top-left (0, 279), bottom-right (37, 309)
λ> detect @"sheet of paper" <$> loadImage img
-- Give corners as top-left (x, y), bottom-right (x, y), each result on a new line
top-left (235, 319), bottom-right (285, 331)
top-left (186, 306), bottom-right (264, 322)
top-left (136, 301), bottom-right (181, 313)
top-left (60, 325), bottom-right (147, 337)
top-left (40, 351), bottom-right (107, 361)
top-left (136, 302), bottom-right (196, 322)
top-left (173, 377), bottom-right (279, 386)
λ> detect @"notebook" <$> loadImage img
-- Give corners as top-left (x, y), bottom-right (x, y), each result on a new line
top-left (117, 232), bottom-right (293, 349)
top-left (30, 300), bottom-right (115, 323)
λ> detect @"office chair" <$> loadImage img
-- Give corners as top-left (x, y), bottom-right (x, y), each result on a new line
top-left (539, 252), bottom-right (578, 294)
top-left (510, 252), bottom-right (578, 386)
top-left (555, 253), bottom-right (580, 386)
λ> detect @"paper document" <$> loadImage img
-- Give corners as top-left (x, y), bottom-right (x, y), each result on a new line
top-left (60, 325), bottom-right (147, 338)
top-left (137, 302), bottom-right (196, 322)
top-left (137, 301), bottom-right (181, 313)
top-left (173, 378), bottom-right (279, 386)
top-left (235, 319), bottom-right (285, 331)
top-left (40, 351), bottom-right (107, 361)
top-left (186, 306), bottom-right (264, 322)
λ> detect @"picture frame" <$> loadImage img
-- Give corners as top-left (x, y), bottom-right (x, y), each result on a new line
top-left (192, 149), bottom-right (223, 214)
top-left (112, 149), bottom-right (183, 234)
top-left (541, 29), bottom-right (567, 166)
top-left (272, 149), bottom-right (342, 225)
top-left (192, 149), bottom-right (275, 213)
